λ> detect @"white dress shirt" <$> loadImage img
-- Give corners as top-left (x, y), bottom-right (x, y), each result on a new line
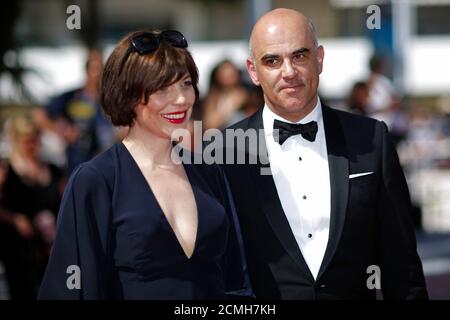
top-left (262, 98), bottom-right (330, 279)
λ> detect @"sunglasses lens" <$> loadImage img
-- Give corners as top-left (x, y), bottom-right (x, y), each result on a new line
top-left (161, 30), bottom-right (188, 48)
top-left (131, 33), bottom-right (159, 54)
top-left (130, 30), bottom-right (187, 56)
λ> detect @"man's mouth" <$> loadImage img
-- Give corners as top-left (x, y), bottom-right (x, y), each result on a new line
top-left (281, 84), bottom-right (303, 92)
top-left (160, 111), bottom-right (188, 124)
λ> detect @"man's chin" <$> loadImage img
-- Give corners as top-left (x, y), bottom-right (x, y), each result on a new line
top-left (283, 100), bottom-right (307, 111)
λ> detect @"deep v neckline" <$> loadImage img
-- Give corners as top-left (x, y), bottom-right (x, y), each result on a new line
top-left (120, 142), bottom-right (200, 260)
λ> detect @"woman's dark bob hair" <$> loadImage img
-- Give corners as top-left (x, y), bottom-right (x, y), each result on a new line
top-left (100, 30), bottom-right (199, 126)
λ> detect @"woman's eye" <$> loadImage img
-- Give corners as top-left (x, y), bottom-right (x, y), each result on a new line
top-left (183, 80), bottom-right (193, 86)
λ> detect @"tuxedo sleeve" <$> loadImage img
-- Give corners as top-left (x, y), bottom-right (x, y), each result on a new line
top-left (377, 122), bottom-right (428, 300)
top-left (216, 166), bottom-right (255, 299)
top-left (38, 164), bottom-right (113, 300)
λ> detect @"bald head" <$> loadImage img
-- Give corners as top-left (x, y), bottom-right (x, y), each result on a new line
top-left (245, 8), bottom-right (324, 122)
top-left (249, 8), bottom-right (318, 59)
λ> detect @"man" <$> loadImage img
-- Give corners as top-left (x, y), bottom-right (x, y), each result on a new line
top-left (221, 8), bottom-right (427, 299)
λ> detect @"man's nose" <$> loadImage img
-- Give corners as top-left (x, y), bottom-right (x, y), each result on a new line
top-left (281, 59), bottom-right (297, 79)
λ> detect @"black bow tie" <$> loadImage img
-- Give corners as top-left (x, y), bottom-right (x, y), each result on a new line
top-left (273, 119), bottom-right (318, 145)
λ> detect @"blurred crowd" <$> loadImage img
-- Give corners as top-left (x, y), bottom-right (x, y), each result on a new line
top-left (0, 49), bottom-right (120, 299)
top-left (0, 49), bottom-right (449, 299)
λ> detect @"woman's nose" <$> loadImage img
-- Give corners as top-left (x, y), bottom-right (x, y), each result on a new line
top-left (173, 87), bottom-right (188, 105)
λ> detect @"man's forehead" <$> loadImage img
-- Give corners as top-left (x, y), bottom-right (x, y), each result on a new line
top-left (252, 33), bottom-right (313, 58)
top-left (252, 25), bottom-right (313, 48)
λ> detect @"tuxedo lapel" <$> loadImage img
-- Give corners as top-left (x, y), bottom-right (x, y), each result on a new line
top-left (246, 109), bottom-right (314, 281)
top-left (317, 105), bottom-right (349, 280)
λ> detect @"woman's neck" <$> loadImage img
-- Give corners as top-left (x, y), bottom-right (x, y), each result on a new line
top-left (122, 124), bottom-right (176, 170)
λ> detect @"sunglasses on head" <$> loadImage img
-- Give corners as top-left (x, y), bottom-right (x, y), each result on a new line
top-left (119, 30), bottom-right (188, 74)
top-left (130, 30), bottom-right (188, 55)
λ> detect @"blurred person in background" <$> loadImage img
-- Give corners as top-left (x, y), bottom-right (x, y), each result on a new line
top-left (366, 55), bottom-right (397, 117)
top-left (33, 49), bottom-right (117, 175)
top-left (366, 55), bottom-right (408, 147)
top-left (0, 112), bottom-right (65, 299)
top-left (241, 85), bottom-right (265, 118)
top-left (435, 96), bottom-right (450, 155)
top-left (38, 30), bottom-right (252, 299)
top-left (346, 81), bottom-right (369, 116)
top-left (201, 59), bottom-right (249, 130)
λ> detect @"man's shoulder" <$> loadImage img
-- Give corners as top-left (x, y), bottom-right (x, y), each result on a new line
top-left (323, 105), bottom-right (387, 149)
top-left (324, 104), bottom-right (382, 129)
top-left (226, 115), bottom-right (253, 130)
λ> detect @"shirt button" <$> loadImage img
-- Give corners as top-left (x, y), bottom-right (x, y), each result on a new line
top-left (298, 156), bottom-right (302, 161)
top-left (308, 233), bottom-right (312, 238)
top-left (302, 195), bottom-right (307, 200)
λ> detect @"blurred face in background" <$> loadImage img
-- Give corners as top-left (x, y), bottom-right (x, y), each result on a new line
top-left (247, 9), bottom-right (324, 122)
top-left (17, 134), bottom-right (40, 159)
top-left (216, 61), bottom-right (241, 88)
top-left (354, 85), bottom-right (369, 106)
top-left (86, 50), bottom-right (103, 87)
top-left (10, 115), bottom-right (41, 159)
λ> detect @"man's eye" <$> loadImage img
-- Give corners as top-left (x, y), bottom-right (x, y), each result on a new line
top-left (264, 58), bottom-right (279, 66)
top-left (293, 53), bottom-right (306, 62)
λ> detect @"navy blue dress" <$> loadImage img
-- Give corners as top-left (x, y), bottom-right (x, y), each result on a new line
top-left (38, 143), bottom-right (252, 299)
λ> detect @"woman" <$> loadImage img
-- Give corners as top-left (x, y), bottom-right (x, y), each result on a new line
top-left (38, 30), bottom-right (252, 299)
top-left (0, 113), bottom-right (65, 299)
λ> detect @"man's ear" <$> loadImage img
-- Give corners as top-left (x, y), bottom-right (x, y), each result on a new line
top-left (246, 57), bottom-right (260, 86)
top-left (316, 45), bottom-right (324, 75)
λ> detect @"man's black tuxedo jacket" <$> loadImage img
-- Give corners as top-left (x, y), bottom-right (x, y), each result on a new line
top-left (220, 105), bottom-right (428, 299)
